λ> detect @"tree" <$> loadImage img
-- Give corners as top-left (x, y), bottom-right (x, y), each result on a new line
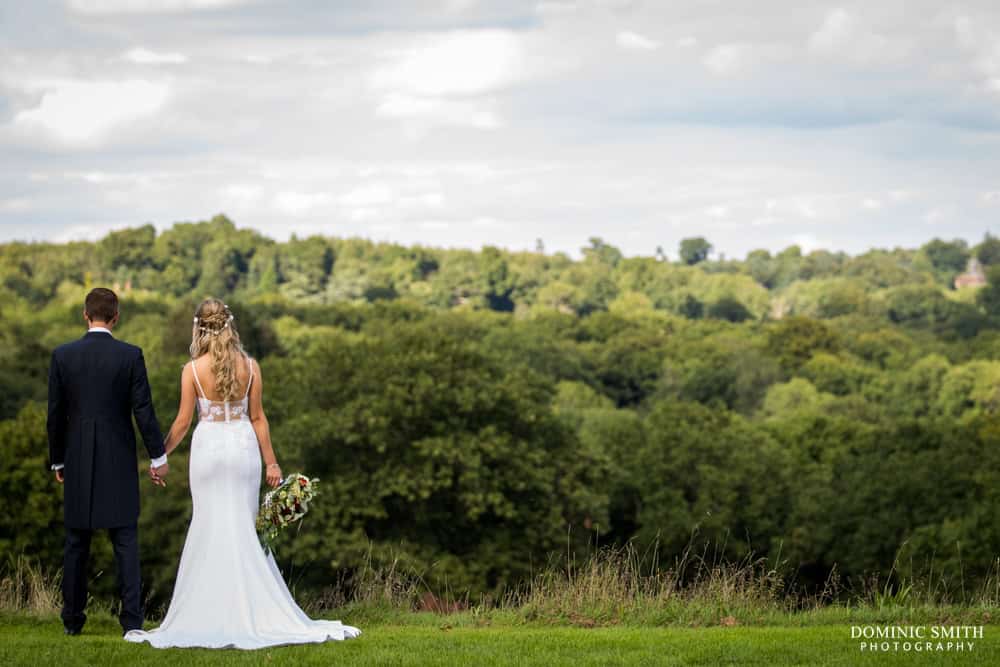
top-left (266, 317), bottom-right (612, 595)
top-left (633, 400), bottom-right (790, 560)
top-left (746, 249), bottom-right (776, 287)
top-left (98, 224), bottom-right (156, 273)
top-left (706, 296), bottom-right (752, 322)
top-left (479, 246), bottom-right (515, 311)
top-left (921, 238), bottom-right (969, 283)
top-left (766, 316), bottom-right (839, 373)
top-left (976, 233), bottom-right (1000, 266)
top-left (977, 265), bottom-right (1000, 317)
top-left (679, 237), bottom-right (712, 265)
top-left (582, 237), bottom-right (623, 267)
top-left (677, 293), bottom-right (704, 319)
top-left (0, 404), bottom-right (65, 573)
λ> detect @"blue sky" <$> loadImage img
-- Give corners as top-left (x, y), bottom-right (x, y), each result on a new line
top-left (1, 0), bottom-right (998, 259)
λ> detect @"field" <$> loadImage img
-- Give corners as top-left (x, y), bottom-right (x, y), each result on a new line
top-left (1, 611), bottom-right (998, 666)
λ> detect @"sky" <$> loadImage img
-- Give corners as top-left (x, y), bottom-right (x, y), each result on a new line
top-left (1, 0), bottom-right (999, 260)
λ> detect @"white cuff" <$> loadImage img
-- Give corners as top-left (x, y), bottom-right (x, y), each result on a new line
top-left (151, 453), bottom-right (168, 468)
top-left (51, 463), bottom-right (64, 471)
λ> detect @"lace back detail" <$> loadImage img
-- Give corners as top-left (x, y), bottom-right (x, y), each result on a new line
top-left (191, 355), bottom-right (253, 423)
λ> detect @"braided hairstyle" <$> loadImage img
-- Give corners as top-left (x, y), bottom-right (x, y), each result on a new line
top-left (189, 298), bottom-right (245, 401)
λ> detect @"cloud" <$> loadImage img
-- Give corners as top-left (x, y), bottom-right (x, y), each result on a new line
top-left (370, 30), bottom-right (525, 97)
top-left (219, 183), bottom-right (262, 210)
top-left (703, 43), bottom-right (751, 75)
top-left (2, 1), bottom-right (999, 257)
top-left (122, 47), bottom-right (188, 64)
top-left (68, 0), bottom-right (249, 14)
top-left (807, 8), bottom-right (908, 65)
top-left (808, 8), bottom-right (854, 54)
top-left (272, 190), bottom-right (332, 216)
top-left (616, 30), bottom-right (660, 51)
top-left (368, 29), bottom-right (528, 130)
top-left (337, 183), bottom-right (394, 207)
top-left (374, 93), bottom-right (502, 129)
top-left (13, 79), bottom-right (169, 145)
top-left (1, 197), bottom-right (31, 212)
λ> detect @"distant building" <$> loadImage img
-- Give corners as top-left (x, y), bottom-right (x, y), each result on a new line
top-left (954, 257), bottom-right (987, 289)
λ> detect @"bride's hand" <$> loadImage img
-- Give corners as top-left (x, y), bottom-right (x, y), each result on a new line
top-left (265, 463), bottom-right (281, 488)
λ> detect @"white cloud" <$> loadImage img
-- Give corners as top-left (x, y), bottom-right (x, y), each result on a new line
top-left (220, 184), bottom-right (262, 209)
top-left (808, 8), bottom-right (853, 54)
top-left (808, 8), bottom-right (907, 65)
top-left (1, 197), bottom-right (31, 212)
top-left (337, 183), bottom-right (394, 207)
top-left (122, 47), bottom-right (188, 64)
top-left (982, 191), bottom-right (1000, 204)
top-left (371, 30), bottom-right (524, 98)
top-left (888, 189), bottom-right (914, 203)
top-left (703, 43), bottom-right (750, 75)
top-left (953, 15), bottom-right (1000, 94)
top-left (1, 1), bottom-right (998, 257)
top-left (923, 207), bottom-right (950, 224)
top-left (616, 31), bottom-right (660, 51)
top-left (368, 30), bottom-right (526, 130)
top-left (243, 54), bottom-right (273, 65)
top-left (13, 79), bottom-right (169, 145)
top-left (374, 93), bottom-right (501, 129)
top-left (535, 1), bottom-right (578, 15)
top-left (272, 191), bottom-right (332, 216)
top-left (68, 0), bottom-right (249, 14)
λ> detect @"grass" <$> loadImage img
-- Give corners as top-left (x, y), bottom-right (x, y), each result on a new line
top-left (1, 612), bottom-right (998, 666)
top-left (3, 542), bottom-right (1000, 665)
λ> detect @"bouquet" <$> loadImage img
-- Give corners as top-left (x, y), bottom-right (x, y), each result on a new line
top-left (256, 473), bottom-right (319, 555)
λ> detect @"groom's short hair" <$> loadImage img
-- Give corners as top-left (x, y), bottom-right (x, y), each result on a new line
top-left (85, 287), bottom-right (119, 323)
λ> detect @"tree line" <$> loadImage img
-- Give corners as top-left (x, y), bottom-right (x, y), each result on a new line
top-left (1, 215), bottom-right (998, 605)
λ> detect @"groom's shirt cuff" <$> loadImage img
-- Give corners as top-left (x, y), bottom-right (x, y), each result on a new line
top-left (51, 463), bottom-right (64, 471)
top-left (151, 453), bottom-right (168, 468)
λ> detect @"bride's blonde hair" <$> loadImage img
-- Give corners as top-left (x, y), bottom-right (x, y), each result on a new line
top-left (190, 298), bottom-right (245, 401)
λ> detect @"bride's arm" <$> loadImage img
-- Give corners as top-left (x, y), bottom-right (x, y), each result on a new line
top-left (247, 359), bottom-right (281, 487)
top-left (163, 363), bottom-right (197, 457)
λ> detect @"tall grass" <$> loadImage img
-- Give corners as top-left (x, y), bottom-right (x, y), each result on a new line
top-left (0, 555), bottom-right (60, 615)
top-left (4, 541), bottom-right (999, 627)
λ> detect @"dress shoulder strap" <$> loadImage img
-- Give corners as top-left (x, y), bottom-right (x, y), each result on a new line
top-left (243, 354), bottom-right (254, 399)
top-left (190, 360), bottom-right (207, 399)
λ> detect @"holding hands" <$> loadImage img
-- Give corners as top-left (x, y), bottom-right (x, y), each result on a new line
top-left (149, 462), bottom-right (169, 487)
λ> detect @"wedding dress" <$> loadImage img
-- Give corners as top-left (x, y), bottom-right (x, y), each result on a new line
top-left (124, 355), bottom-right (361, 649)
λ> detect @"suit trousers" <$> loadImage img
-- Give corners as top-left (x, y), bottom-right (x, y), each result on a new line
top-left (62, 524), bottom-right (143, 633)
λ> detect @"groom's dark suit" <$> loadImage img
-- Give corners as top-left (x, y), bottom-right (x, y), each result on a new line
top-left (47, 329), bottom-right (165, 633)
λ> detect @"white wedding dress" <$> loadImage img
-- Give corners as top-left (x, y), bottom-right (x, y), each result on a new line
top-left (125, 356), bottom-right (361, 649)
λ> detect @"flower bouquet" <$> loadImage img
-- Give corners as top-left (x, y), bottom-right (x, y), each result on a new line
top-left (256, 473), bottom-right (319, 555)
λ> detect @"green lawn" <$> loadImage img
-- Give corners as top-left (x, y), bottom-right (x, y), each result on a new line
top-left (1, 613), bottom-right (997, 666)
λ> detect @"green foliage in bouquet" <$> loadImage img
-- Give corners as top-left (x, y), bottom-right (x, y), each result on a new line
top-left (256, 473), bottom-right (319, 555)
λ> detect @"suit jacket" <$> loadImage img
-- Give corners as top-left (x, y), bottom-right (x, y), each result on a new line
top-left (47, 331), bottom-right (166, 529)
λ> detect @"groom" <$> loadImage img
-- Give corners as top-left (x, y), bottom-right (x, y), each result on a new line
top-left (47, 287), bottom-right (170, 636)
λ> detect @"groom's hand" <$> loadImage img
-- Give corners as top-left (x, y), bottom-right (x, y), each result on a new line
top-left (54, 469), bottom-right (64, 484)
top-left (150, 462), bottom-right (169, 487)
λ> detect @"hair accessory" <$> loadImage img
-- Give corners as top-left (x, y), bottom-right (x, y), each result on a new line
top-left (193, 316), bottom-right (199, 323)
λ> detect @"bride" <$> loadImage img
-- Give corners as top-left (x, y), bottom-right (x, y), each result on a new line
top-left (125, 299), bottom-right (361, 649)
